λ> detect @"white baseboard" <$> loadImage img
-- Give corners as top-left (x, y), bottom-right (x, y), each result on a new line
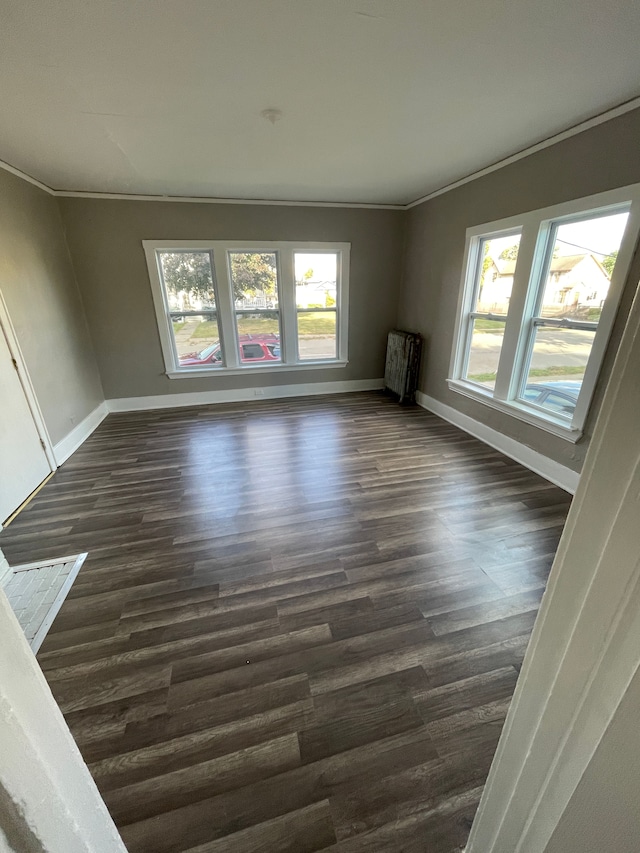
top-left (416, 391), bottom-right (580, 494)
top-left (53, 402), bottom-right (109, 466)
top-left (107, 378), bottom-right (385, 413)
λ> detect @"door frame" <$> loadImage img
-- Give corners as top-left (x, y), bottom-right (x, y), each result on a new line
top-left (466, 275), bottom-right (640, 852)
top-left (0, 289), bottom-right (57, 476)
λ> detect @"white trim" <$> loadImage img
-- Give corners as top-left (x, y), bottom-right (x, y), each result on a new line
top-left (416, 390), bottom-right (579, 494)
top-left (53, 402), bottom-right (108, 466)
top-left (54, 190), bottom-right (403, 210)
top-left (447, 380), bottom-right (583, 443)
top-left (0, 157), bottom-right (55, 194)
top-left (406, 95), bottom-right (640, 208)
top-left (107, 378), bottom-right (384, 413)
top-left (0, 290), bottom-right (57, 471)
top-left (10, 554), bottom-right (83, 573)
top-left (29, 553), bottom-right (87, 654)
top-left (167, 360), bottom-right (349, 379)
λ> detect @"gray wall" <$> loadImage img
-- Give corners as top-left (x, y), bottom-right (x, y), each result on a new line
top-left (6, 105), bottom-right (637, 470)
top-left (544, 667), bottom-right (640, 853)
top-left (0, 170), bottom-right (103, 445)
top-left (398, 107), bottom-right (640, 472)
top-left (58, 198), bottom-right (404, 400)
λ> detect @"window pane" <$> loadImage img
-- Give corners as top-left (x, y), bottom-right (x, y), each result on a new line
top-left (228, 252), bottom-right (281, 363)
top-left (295, 252), bottom-right (339, 360)
top-left (171, 314), bottom-right (223, 367)
top-left (538, 211), bottom-right (629, 321)
top-left (475, 233), bottom-right (521, 314)
top-left (464, 319), bottom-right (505, 390)
top-left (158, 251), bottom-right (223, 367)
top-left (521, 327), bottom-right (596, 417)
top-left (296, 311), bottom-right (337, 360)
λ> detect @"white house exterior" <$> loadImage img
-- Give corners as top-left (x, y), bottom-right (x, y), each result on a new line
top-left (478, 252), bottom-right (610, 316)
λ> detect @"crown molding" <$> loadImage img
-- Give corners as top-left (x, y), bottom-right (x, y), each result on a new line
top-left (1, 93), bottom-right (639, 210)
top-left (52, 190), bottom-right (404, 210)
top-left (405, 94), bottom-right (640, 209)
top-left (0, 159), bottom-right (55, 194)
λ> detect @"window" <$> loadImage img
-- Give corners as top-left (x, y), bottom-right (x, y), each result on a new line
top-left (462, 231), bottom-right (522, 390)
top-left (144, 241), bottom-right (349, 376)
top-left (449, 185), bottom-right (640, 440)
top-left (295, 252), bottom-right (339, 360)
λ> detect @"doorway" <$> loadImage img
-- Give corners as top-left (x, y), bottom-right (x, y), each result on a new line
top-left (0, 298), bottom-right (54, 524)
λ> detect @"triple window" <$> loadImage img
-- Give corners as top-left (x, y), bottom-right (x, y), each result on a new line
top-left (143, 241), bottom-right (349, 376)
top-left (450, 185), bottom-right (640, 439)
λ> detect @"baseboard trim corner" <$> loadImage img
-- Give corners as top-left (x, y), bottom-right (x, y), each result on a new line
top-left (416, 391), bottom-right (580, 494)
top-left (53, 402), bottom-right (108, 466)
top-left (107, 378), bottom-right (385, 413)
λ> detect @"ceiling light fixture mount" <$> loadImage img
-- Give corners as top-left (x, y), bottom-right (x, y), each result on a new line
top-left (260, 108), bottom-right (283, 125)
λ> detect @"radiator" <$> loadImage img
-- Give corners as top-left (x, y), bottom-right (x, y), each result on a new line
top-left (384, 330), bottom-right (422, 404)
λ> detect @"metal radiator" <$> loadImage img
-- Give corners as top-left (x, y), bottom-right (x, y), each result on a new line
top-left (384, 330), bottom-right (422, 404)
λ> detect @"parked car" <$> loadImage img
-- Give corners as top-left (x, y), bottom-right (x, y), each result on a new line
top-left (179, 334), bottom-right (280, 367)
top-left (522, 380), bottom-right (581, 416)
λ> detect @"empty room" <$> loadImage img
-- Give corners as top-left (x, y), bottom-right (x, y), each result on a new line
top-left (1, 2), bottom-right (640, 852)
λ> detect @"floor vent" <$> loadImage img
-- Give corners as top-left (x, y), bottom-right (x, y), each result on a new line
top-left (3, 554), bottom-right (86, 653)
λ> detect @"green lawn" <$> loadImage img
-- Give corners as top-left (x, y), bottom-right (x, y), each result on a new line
top-left (473, 319), bottom-right (505, 332)
top-left (468, 364), bottom-right (586, 383)
top-left (172, 321), bottom-right (186, 333)
top-left (192, 313), bottom-right (335, 338)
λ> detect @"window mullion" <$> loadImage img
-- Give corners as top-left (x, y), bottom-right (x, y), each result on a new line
top-left (493, 224), bottom-right (540, 401)
top-left (278, 248), bottom-right (297, 364)
top-left (336, 250), bottom-right (348, 363)
top-left (211, 246), bottom-right (239, 368)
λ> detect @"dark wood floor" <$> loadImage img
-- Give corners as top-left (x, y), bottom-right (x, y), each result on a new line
top-left (0, 393), bottom-right (571, 853)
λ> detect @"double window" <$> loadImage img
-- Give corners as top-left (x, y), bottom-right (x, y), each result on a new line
top-left (450, 185), bottom-right (640, 440)
top-left (143, 241), bottom-right (349, 376)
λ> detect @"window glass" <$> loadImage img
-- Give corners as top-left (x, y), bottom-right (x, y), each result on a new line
top-left (465, 319), bottom-right (505, 391)
top-left (520, 211), bottom-right (629, 417)
top-left (542, 390), bottom-right (580, 416)
top-left (463, 233), bottom-right (521, 389)
top-left (295, 252), bottom-right (338, 360)
top-left (450, 190), bottom-right (637, 436)
top-left (229, 252), bottom-right (281, 363)
top-left (146, 241), bottom-right (348, 374)
top-left (157, 251), bottom-right (223, 368)
top-left (538, 213), bottom-right (629, 321)
top-left (474, 234), bottom-right (521, 314)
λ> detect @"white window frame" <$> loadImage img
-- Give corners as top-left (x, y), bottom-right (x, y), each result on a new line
top-left (449, 183), bottom-right (640, 442)
top-left (143, 240), bottom-right (350, 378)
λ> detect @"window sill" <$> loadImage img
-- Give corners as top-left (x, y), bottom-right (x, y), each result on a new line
top-left (167, 360), bottom-right (348, 379)
top-left (447, 379), bottom-right (583, 443)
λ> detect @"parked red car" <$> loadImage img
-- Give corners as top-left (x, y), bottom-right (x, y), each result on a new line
top-left (179, 334), bottom-right (280, 367)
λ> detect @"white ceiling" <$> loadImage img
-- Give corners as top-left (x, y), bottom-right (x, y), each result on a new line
top-left (1, 0), bottom-right (639, 205)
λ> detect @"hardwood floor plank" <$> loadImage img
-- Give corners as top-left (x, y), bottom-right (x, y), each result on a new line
top-left (299, 677), bottom-right (425, 763)
top-left (183, 800), bottom-right (337, 853)
top-left (318, 786), bottom-right (481, 852)
top-left (91, 697), bottom-right (314, 791)
top-left (104, 733), bottom-right (301, 825)
top-left (119, 726), bottom-right (440, 853)
top-left (50, 664), bottom-right (173, 714)
top-left (122, 674), bottom-right (312, 750)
